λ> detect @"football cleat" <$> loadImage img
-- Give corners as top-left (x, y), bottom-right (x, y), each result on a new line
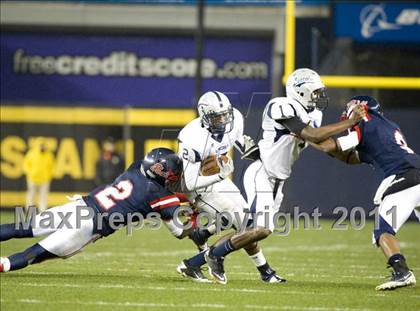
top-left (205, 249), bottom-right (227, 285)
top-left (261, 270), bottom-right (287, 284)
top-left (176, 260), bottom-right (211, 283)
top-left (375, 270), bottom-right (416, 291)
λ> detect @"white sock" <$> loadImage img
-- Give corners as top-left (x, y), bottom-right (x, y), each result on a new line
top-left (248, 250), bottom-right (267, 267)
top-left (1, 257), bottom-right (11, 272)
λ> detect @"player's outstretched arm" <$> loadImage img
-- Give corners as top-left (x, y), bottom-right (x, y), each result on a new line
top-left (163, 219), bottom-right (193, 239)
top-left (308, 138), bottom-right (361, 165)
top-left (300, 103), bottom-right (366, 143)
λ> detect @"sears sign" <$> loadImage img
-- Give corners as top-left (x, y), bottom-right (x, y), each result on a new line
top-left (334, 2), bottom-right (420, 42)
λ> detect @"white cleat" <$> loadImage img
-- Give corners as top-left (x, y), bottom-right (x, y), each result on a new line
top-left (376, 271), bottom-right (416, 291)
top-left (262, 273), bottom-right (287, 284)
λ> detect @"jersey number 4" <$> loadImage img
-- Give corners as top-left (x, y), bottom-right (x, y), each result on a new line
top-left (95, 180), bottom-right (134, 210)
top-left (395, 130), bottom-right (414, 154)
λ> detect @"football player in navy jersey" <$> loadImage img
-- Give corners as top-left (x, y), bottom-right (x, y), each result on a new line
top-left (0, 148), bottom-right (209, 281)
top-left (309, 95), bottom-right (420, 290)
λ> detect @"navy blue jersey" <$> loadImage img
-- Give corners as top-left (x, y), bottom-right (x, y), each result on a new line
top-left (83, 161), bottom-right (181, 236)
top-left (354, 111), bottom-right (420, 178)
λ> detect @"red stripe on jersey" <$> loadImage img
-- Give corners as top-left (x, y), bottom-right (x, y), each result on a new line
top-left (149, 195), bottom-right (180, 209)
top-left (353, 125), bottom-right (362, 141)
top-left (175, 192), bottom-right (190, 203)
top-left (158, 200), bottom-right (181, 209)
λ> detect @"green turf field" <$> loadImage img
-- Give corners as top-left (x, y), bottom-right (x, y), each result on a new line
top-left (0, 210), bottom-right (419, 311)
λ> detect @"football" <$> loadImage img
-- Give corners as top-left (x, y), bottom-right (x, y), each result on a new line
top-left (200, 154), bottom-right (229, 176)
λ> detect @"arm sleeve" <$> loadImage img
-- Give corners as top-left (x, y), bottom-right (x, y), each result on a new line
top-left (182, 160), bottom-right (222, 191)
top-left (178, 141), bottom-right (223, 191)
top-left (336, 131), bottom-right (361, 152)
top-left (280, 117), bottom-right (308, 134)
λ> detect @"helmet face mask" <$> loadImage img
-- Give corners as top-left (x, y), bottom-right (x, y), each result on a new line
top-left (309, 87), bottom-right (329, 111)
top-left (141, 148), bottom-right (183, 187)
top-left (198, 91), bottom-right (234, 135)
top-left (203, 108), bottom-right (234, 134)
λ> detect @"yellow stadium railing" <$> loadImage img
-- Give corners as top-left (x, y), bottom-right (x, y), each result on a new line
top-left (282, 1), bottom-right (420, 89)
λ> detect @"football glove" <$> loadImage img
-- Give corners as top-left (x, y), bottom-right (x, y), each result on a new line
top-left (217, 155), bottom-right (234, 179)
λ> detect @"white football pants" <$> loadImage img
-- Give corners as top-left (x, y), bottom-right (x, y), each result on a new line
top-left (193, 178), bottom-right (247, 231)
top-left (31, 197), bottom-right (99, 257)
top-left (243, 160), bottom-right (284, 232)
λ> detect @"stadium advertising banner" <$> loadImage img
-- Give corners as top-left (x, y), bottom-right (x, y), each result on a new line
top-left (0, 32), bottom-right (272, 207)
top-left (334, 2), bottom-right (420, 42)
top-left (0, 106), bottom-right (196, 207)
top-left (1, 32), bottom-right (272, 107)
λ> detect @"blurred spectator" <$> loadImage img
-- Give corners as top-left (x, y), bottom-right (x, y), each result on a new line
top-left (23, 137), bottom-right (55, 212)
top-left (95, 137), bottom-right (125, 186)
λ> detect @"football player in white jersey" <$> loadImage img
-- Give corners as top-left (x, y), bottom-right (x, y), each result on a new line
top-left (176, 91), bottom-right (285, 283)
top-left (200, 69), bottom-right (367, 284)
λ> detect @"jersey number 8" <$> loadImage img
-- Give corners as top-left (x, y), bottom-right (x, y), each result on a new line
top-left (395, 130), bottom-right (414, 154)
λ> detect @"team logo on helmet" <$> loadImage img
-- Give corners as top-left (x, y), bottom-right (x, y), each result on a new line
top-left (149, 163), bottom-right (180, 182)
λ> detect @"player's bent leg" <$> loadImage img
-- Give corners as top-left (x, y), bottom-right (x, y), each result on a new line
top-left (373, 185), bottom-right (419, 290)
top-left (243, 162), bottom-right (286, 283)
top-left (0, 200), bottom-right (85, 241)
top-left (1, 205), bottom-right (96, 273)
top-left (0, 243), bottom-right (57, 272)
top-left (38, 215), bottom-right (95, 258)
top-left (204, 228), bottom-right (273, 285)
top-left (377, 185), bottom-right (420, 234)
top-left (31, 200), bottom-right (88, 237)
top-left (243, 242), bottom-right (286, 283)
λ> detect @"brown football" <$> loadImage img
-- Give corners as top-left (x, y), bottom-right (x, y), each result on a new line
top-left (200, 155), bottom-right (229, 176)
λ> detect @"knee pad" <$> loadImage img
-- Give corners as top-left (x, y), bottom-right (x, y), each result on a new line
top-left (373, 216), bottom-right (396, 246)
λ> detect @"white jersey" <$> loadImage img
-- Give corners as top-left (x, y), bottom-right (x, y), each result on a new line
top-left (258, 97), bottom-right (323, 180)
top-left (178, 108), bottom-right (244, 199)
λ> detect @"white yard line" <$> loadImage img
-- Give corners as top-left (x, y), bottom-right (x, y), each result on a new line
top-left (2, 298), bottom-right (375, 311)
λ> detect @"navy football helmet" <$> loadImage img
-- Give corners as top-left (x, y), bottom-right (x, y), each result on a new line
top-left (341, 95), bottom-right (382, 120)
top-left (141, 148), bottom-right (183, 186)
top-left (350, 95), bottom-right (381, 113)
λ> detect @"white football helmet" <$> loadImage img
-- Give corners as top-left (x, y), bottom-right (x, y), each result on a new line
top-left (197, 91), bottom-right (234, 134)
top-left (286, 68), bottom-right (329, 111)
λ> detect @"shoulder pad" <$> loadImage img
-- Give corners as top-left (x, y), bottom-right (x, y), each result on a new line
top-left (233, 107), bottom-right (243, 120)
top-left (266, 97), bottom-right (299, 120)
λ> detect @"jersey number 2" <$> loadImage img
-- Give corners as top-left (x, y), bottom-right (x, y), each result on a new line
top-left (395, 130), bottom-right (414, 154)
top-left (95, 180), bottom-right (134, 210)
